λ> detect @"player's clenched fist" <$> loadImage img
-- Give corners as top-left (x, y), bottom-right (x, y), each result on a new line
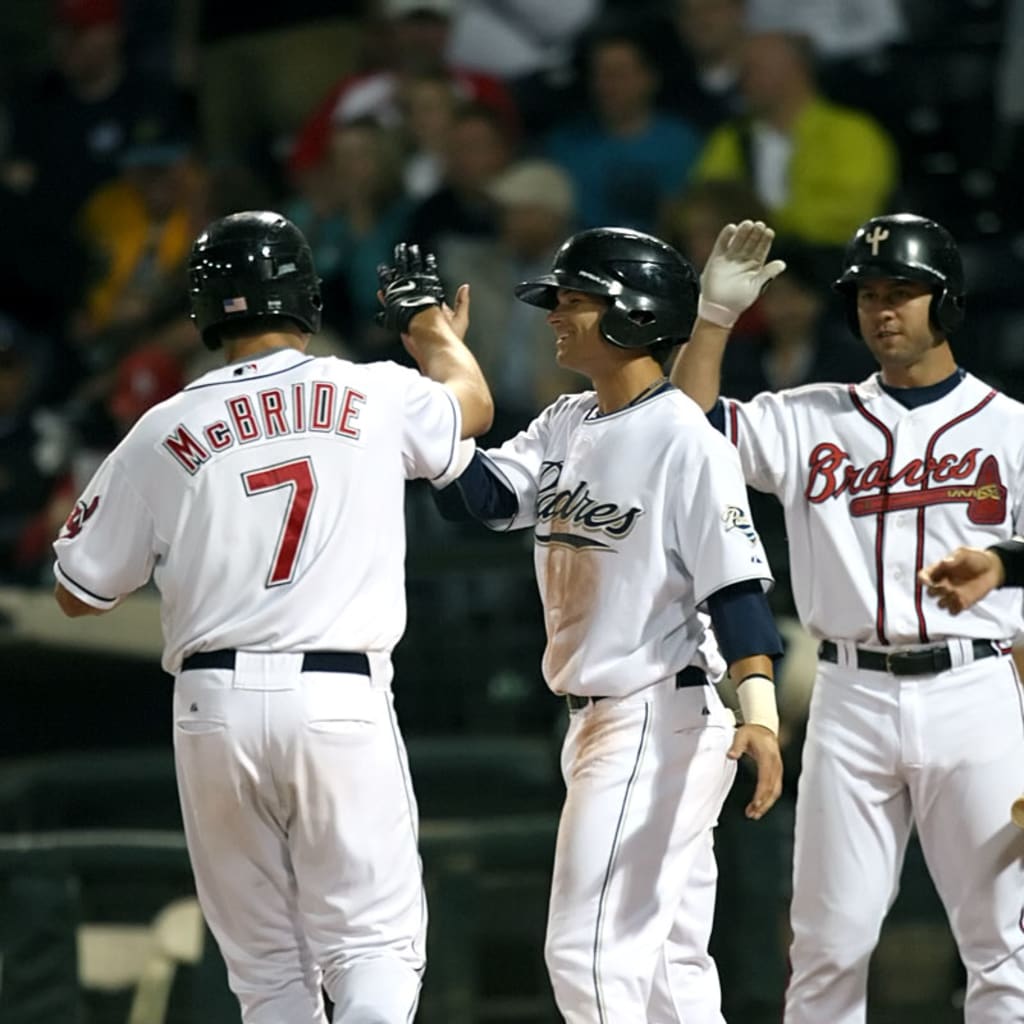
top-left (919, 546), bottom-right (1006, 614)
top-left (376, 242), bottom-right (447, 333)
top-left (727, 725), bottom-right (783, 820)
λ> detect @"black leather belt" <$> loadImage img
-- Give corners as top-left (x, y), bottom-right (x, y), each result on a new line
top-left (818, 639), bottom-right (1003, 676)
top-left (566, 665), bottom-right (706, 712)
top-left (181, 649), bottom-right (370, 676)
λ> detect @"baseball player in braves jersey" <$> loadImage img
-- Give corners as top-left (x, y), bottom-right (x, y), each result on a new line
top-left (434, 225), bottom-right (786, 1022)
top-left (672, 213), bottom-right (1024, 1023)
top-left (51, 212), bottom-right (493, 1023)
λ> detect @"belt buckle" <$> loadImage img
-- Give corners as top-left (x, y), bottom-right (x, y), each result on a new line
top-left (885, 646), bottom-right (945, 676)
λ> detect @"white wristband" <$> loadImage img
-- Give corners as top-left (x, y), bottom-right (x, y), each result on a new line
top-left (736, 673), bottom-right (779, 735)
top-left (696, 296), bottom-right (739, 329)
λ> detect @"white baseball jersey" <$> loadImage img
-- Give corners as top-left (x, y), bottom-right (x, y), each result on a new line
top-left (476, 385), bottom-right (774, 697)
top-left (53, 347), bottom-right (463, 672)
top-left (720, 371), bottom-right (1024, 644)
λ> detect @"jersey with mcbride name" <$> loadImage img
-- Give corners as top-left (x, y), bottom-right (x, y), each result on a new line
top-left (720, 371), bottom-right (1024, 644)
top-left (53, 348), bottom-right (463, 673)
top-left (477, 385), bottom-right (773, 698)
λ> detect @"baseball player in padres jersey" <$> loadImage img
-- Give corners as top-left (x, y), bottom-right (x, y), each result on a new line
top-left (435, 225), bottom-right (786, 1023)
top-left (52, 212), bottom-right (493, 1024)
top-left (673, 214), bottom-right (1024, 1023)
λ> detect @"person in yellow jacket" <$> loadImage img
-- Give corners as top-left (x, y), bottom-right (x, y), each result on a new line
top-left (76, 114), bottom-right (206, 339)
top-left (691, 31), bottom-right (898, 248)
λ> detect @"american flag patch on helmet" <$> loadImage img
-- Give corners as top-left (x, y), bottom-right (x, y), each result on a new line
top-left (223, 296), bottom-right (248, 313)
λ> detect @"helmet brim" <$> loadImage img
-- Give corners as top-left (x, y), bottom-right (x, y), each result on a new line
top-left (514, 269), bottom-right (620, 309)
top-left (833, 260), bottom-right (943, 292)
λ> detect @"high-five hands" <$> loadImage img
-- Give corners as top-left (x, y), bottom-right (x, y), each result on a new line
top-left (698, 220), bottom-right (787, 329)
top-left (376, 242), bottom-right (447, 333)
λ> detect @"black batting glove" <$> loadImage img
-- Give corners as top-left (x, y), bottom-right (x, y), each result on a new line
top-left (376, 242), bottom-right (446, 333)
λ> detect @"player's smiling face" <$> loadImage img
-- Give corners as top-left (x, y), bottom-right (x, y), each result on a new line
top-left (856, 278), bottom-right (940, 369)
top-left (548, 289), bottom-right (613, 376)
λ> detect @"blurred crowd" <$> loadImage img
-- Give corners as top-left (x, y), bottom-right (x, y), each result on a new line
top-left (0, 0), bottom-right (1022, 597)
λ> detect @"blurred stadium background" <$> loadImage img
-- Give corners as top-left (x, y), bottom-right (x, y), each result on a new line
top-left (1, 0), bottom-right (1021, 1020)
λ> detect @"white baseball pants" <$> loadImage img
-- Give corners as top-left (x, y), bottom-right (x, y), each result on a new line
top-left (785, 652), bottom-right (1024, 1024)
top-left (545, 674), bottom-right (737, 1023)
top-left (172, 652), bottom-right (426, 1024)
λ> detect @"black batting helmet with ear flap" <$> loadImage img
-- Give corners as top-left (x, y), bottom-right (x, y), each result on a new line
top-left (188, 210), bottom-right (323, 351)
top-left (514, 227), bottom-right (699, 349)
top-left (833, 213), bottom-right (966, 338)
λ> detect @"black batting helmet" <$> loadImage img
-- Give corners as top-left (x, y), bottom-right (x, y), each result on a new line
top-left (188, 211), bottom-right (323, 350)
top-left (833, 213), bottom-right (965, 338)
top-left (514, 227), bottom-right (699, 350)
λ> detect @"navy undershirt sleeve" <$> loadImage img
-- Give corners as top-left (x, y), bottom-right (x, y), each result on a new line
top-left (989, 538), bottom-right (1024, 589)
top-left (706, 398), bottom-right (726, 434)
top-left (431, 452), bottom-right (519, 523)
top-left (706, 579), bottom-right (784, 664)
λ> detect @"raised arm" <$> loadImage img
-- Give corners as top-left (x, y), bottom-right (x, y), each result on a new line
top-left (670, 220), bottom-right (786, 412)
top-left (378, 244), bottom-right (494, 438)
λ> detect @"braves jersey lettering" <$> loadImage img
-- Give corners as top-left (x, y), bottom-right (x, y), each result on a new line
top-left (805, 442), bottom-right (982, 502)
top-left (721, 373), bottom-right (1024, 644)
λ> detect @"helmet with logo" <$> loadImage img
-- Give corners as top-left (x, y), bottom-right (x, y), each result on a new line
top-left (833, 213), bottom-right (965, 337)
top-left (188, 210), bottom-right (323, 350)
top-left (514, 227), bottom-right (699, 349)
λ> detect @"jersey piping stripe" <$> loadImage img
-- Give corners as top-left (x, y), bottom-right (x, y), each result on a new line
top-left (55, 562), bottom-right (118, 605)
top-left (384, 696), bottom-right (428, 972)
top-left (727, 400), bottom-right (739, 447)
top-left (182, 357), bottom-right (316, 391)
top-left (848, 386), bottom-right (894, 644)
top-left (913, 389), bottom-right (998, 642)
top-left (592, 703), bottom-right (651, 1023)
top-left (429, 387), bottom-right (461, 484)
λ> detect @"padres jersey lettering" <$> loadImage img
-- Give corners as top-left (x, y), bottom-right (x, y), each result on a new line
top-left (478, 387), bottom-right (773, 696)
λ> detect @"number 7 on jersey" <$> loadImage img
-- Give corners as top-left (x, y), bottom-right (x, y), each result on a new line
top-left (242, 457), bottom-right (317, 587)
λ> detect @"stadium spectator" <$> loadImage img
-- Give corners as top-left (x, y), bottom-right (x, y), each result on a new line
top-left (407, 102), bottom-right (516, 255)
top-left (544, 23), bottom-right (703, 233)
top-left (691, 30), bottom-right (898, 247)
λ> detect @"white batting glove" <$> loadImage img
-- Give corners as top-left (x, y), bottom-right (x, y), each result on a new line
top-left (697, 220), bottom-right (787, 329)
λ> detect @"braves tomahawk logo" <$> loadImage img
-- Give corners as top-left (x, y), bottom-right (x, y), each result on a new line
top-left (805, 444), bottom-right (1006, 525)
top-left (61, 496), bottom-right (100, 539)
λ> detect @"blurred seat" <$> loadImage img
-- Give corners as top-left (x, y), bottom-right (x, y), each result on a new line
top-left (881, 38), bottom-right (1003, 239)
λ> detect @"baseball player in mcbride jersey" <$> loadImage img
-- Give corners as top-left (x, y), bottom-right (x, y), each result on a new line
top-left (672, 213), bottom-right (1024, 1023)
top-left (430, 224), bottom-right (786, 1022)
top-left (51, 211), bottom-right (493, 1023)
